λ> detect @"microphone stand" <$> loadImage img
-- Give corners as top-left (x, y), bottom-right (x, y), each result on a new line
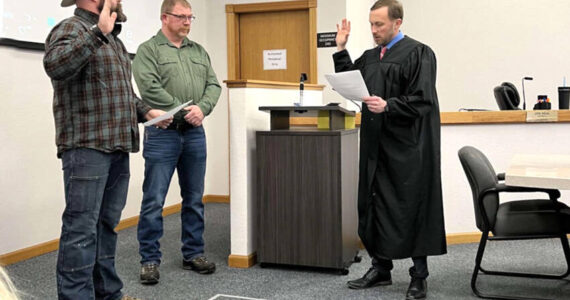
top-left (296, 73), bottom-right (308, 106)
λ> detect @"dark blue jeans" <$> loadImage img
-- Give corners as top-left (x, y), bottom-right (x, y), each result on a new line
top-left (137, 125), bottom-right (207, 265)
top-left (57, 148), bottom-right (129, 300)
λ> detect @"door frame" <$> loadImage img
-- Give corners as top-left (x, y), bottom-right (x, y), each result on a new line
top-left (225, 0), bottom-right (318, 84)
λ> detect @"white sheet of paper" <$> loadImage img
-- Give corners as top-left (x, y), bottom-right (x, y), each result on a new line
top-left (143, 100), bottom-right (193, 126)
top-left (324, 70), bottom-right (370, 102)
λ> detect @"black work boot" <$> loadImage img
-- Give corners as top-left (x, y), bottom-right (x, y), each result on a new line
top-left (140, 263), bottom-right (160, 285)
top-left (183, 256), bottom-right (216, 274)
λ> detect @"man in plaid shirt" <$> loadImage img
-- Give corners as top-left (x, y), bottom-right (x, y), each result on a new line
top-left (43, 0), bottom-right (171, 299)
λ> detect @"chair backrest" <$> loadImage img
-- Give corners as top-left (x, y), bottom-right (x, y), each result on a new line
top-left (494, 82), bottom-right (521, 110)
top-left (458, 146), bottom-right (500, 231)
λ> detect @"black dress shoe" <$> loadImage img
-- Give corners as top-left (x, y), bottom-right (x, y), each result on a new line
top-left (347, 267), bottom-right (392, 289)
top-left (406, 277), bottom-right (427, 300)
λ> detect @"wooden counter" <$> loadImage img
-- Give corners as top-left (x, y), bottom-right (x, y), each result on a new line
top-left (225, 79), bottom-right (325, 90)
top-left (441, 110), bottom-right (570, 124)
top-left (291, 110), bottom-right (570, 126)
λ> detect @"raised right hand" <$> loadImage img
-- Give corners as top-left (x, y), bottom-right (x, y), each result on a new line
top-left (97, 0), bottom-right (118, 35)
top-left (336, 18), bottom-right (351, 51)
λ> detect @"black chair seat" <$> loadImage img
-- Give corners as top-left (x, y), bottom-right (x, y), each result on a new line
top-left (494, 200), bottom-right (570, 236)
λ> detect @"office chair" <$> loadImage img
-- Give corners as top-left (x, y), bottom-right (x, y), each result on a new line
top-left (458, 146), bottom-right (570, 300)
top-left (494, 82), bottom-right (521, 110)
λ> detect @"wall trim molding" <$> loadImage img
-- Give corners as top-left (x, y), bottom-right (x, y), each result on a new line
top-left (3, 224), bottom-right (566, 267)
top-left (446, 232), bottom-right (483, 245)
top-left (203, 195), bottom-right (230, 204)
top-left (224, 79), bottom-right (324, 90)
top-left (228, 253), bottom-right (257, 268)
top-left (0, 195), bottom-right (229, 266)
top-left (226, 232), bottom-right (570, 268)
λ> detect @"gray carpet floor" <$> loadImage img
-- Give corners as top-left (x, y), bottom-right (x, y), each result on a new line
top-left (6, 203), bottom-right (570, 299)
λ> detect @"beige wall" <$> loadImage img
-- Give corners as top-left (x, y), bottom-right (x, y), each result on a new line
top-left (0, 0), bottom-right (366, 256)
top-left (399, 0), bottom-right (570, 111)
top-left (4, 0), bottom-right (570, 256)
top-left (0, 0), bottom-right (210, 255)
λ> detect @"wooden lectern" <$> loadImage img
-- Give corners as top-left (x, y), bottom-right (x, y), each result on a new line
top-left (256, 106), bottom-right (360, 274)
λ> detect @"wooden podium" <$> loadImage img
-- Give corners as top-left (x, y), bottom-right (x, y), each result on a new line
top-left (259, 105), bottom-right (356, 130)
top-left (256, 106), bottom-right (360, 274)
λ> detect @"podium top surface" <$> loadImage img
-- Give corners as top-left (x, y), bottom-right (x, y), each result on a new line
top-left (259, 105), bottom-right (356, 116)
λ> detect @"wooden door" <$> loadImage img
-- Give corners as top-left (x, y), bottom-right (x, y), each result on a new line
top-left (226, 0), bottom-right (317, 84)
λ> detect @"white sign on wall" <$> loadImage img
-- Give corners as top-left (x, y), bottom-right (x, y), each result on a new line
top-left (263, 49), bottom-right (287, 70)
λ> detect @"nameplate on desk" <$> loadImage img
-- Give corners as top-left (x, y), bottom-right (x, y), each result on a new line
top-left (526, 110), bottom-right (558, 123)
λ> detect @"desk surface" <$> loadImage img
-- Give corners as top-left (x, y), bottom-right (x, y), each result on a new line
top-left (505, 154), bottom-right (570, 190)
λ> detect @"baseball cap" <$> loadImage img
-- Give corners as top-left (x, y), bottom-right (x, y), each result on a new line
top-left (61, 0), bottom-right (76, 7)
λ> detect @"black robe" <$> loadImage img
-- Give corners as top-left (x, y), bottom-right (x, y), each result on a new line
top-left (333, 36), bottom-right (447, 259)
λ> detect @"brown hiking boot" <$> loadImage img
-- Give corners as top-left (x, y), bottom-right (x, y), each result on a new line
top-left (140, 263), bottom-right (160, 285)
top-left (182, 256), bottom-right (216, 274)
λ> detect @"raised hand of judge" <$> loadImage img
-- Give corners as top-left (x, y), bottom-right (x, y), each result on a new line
top-left (98, 0), bottom-right (118, 35)
top-left (336, 18), bottom-right (351, 51)
top-left (362, 95), bottom-right (387, 113)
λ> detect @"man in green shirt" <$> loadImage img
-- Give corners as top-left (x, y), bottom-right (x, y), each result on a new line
top-left (132, 0), bottom-right (221, 285)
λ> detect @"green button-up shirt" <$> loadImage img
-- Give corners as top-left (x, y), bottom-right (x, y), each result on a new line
top-left (132, 30), bottom-right (221, 120)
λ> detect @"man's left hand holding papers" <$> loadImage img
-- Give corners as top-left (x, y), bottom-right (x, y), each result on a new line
top-left (145, 110), bottom-right (173, 129)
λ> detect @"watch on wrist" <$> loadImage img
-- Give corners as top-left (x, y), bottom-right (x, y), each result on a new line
top-left (90, 24), bottom-right (109, 44)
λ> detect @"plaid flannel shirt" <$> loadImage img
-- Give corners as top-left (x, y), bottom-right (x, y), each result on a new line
top-left (44, 8), bottom-right (151, 158)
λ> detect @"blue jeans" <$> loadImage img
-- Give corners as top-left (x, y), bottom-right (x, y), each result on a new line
top-left (57, 148), bottom-right (129, 300)
top-left (137, 125), bottom-right (207, 265)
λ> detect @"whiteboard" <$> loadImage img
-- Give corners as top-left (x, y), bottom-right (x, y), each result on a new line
top-left (0, 0), bottom-right (162, 53)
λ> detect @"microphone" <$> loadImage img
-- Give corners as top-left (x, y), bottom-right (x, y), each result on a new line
top-left (522, 77), bottom-right (533, 110)
top-left (298, 73), bottom-right (308, 106)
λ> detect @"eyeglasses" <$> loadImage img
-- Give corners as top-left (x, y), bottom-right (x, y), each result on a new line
top-left (165, 12), bottom-right (196, 23)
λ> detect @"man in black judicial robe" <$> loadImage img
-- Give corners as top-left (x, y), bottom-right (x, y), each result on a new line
top-left (333, 1), bottom-right (446, 299)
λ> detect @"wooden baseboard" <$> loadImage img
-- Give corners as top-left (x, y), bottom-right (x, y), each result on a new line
top-left (203, 195), bottom-right (230, 203)
top-left (114, 203), bottom-right (183, 231)
top-left (0, 195), bottom-right (227, 266)
top-left (446, 232), bottom-right (484, 245)
top-left (0, 239), bottom-right (60, 267)
top-left (2, 219), bottom-right (566, 267)
top-left (228, 253), bottom-right (257, 268)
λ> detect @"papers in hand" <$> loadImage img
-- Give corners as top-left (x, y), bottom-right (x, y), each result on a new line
top-left (324, 70), bottom-right (370, 102)
top-left (143, 100), bottom-right (193, 126)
